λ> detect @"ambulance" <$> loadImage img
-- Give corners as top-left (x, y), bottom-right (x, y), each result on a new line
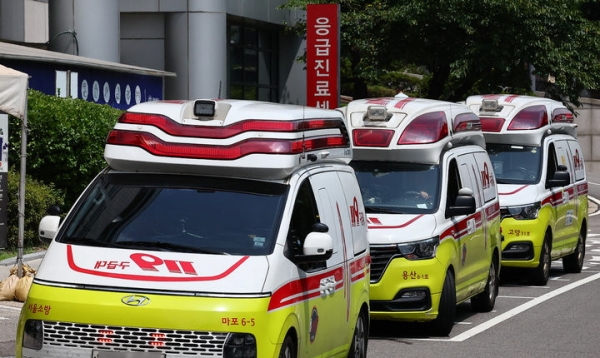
top-left (337, 97), bottom-right (502, 336)
top-left (16, 99), bottom-right (371, 358)
top-left (465, 94), bottom-right (588, 285)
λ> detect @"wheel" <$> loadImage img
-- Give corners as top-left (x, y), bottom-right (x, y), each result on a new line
top-left (347, 310), bottom-right (367, 358)
top-left (563, 229), bottom-right (585, 273)
top-left (429, 271), bottom-right (456, 336)
top-left (471, 257), bottom-right (499, 312)
top-left (278, 333), bottom-right (296, 358)
top-left (528, 235), bottom-right (551, 285)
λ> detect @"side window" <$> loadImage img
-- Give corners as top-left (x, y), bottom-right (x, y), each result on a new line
top-left (445, 159), bottom-right (462, 218)
top-left (285, 179), bottom-right (321, 259)
top-left (473, 152), bottom-right (497, 203)
top-left (567, 140), bottom-right (586, 182)
top-left (545, 142), bottom-right (558, 189)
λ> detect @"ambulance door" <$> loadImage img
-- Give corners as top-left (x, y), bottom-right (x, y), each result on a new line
top-left (566, 139), bottom-right (586, 252)
top-left (550, 140), bottom-right (576, 252)
top-left (285, 178), bottom-right (339, 357)
top-left (455, 153), bottom-right (487, 297)
top-left (308, 171), bottom-right (350, 353)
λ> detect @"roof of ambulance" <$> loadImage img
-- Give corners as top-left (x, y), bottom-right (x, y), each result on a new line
top-left (342, 97), bottom-right (473, 114)
top-left (128, 99), bottom-right (344, 123)
top-left (465, 94), bottom-right (565, 108)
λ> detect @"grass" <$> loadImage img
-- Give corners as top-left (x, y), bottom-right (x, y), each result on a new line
top-left (0, 246), bottom-right (47, 261)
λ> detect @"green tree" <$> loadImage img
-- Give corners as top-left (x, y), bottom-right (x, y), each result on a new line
top-left (281, 0), bottom-right (600, 107)
top-left (8, 90), bottom-right (123, 209)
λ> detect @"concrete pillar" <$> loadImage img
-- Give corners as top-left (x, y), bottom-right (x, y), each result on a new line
top-left (48, 0), bottom-right (119, 62)
top-left (165, 0), bottom-right (227, 99)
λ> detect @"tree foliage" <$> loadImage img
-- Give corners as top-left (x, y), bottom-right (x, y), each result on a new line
top-left (8, 90), bottom-right (123, 209)
top-left (281, 0), bottom-right (600, 107)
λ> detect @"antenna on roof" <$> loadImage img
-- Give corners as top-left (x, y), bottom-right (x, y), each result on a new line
top-left (218, 81), bottom-right (222, 99)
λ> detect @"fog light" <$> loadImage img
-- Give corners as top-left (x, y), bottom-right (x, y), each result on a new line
top-left (400, 291), bottom-right (427, 299)
top-left (224, 333), bottom-right (257, 358)
top-left (23, 320), bottom-right (43, 350)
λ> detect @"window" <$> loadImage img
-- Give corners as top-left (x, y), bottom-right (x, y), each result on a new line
top-left (446, 159), bottom-right (462, 218)
top-left (58, 173), bottom-right (288, 256)
top-left (228, 18), bottom-right (280, 102)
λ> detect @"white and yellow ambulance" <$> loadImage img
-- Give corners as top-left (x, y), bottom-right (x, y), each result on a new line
top-left (338, 97), bottom-right (501, 336)
top-left (466, 94), bottom-right (588, 285)
top-left (17, 99), bottom-right (371, 358)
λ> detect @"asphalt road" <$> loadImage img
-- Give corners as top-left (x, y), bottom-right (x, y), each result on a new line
top-left (1, 191), bottom-right (599, 358)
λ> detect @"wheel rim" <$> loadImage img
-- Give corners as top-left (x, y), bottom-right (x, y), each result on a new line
top-left (542, 243), bottom-right (550, 278)
top-left (352, 315), bottom-right (366, 358)
top-left (488, 262), bottom-right (497, 300)
top-left (577, 235), bottom-right (585, 265)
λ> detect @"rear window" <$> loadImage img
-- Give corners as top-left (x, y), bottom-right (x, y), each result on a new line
top-left (57, 173), bottom-right (288, 256)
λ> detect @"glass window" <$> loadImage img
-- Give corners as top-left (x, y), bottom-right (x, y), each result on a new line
top-left (58, 173), bottom-right (288, 256)
top-left (351, 161), bottom-right (440, 214)
top-left (487, 143), bottom-right (542, 184)
top-left (228, 18), bottom-right (279, 102)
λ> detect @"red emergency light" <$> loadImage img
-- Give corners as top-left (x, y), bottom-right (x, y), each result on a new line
top-left (552, 108), bottom-right (574, 123)
top-left (352, 129), bottom-right (394, 147)
top-left (118, 112), bottom-right (346, 139)
top-left (480, 117), bottom-right (505, 132)
top-left (106, 130), bottom-right (348, 160)
top-left (397, 111), bottom-right (449, 144)
top-left (507, 105), bottom-right (548, 130)
top-left (453, 112), bottom-right (482, 132)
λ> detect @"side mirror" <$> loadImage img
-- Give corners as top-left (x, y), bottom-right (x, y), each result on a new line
top-left (46, 205), bottom-right (61, 216)
top-left (547, 170), bottom-right (570, 188)
top-left (39, 215), bottom-right (61, 244)
top-left (447, 187), bottom-right (476, 217)
top-left (295, 228), bottom-right (333, 264)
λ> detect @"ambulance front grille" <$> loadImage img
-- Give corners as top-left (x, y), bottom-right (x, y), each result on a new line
top-left (42, 321), bottom-right (228, 356)
top-left (369, 244), bottom-right (401, 283)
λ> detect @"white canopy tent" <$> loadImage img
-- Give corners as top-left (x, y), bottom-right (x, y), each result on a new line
top-left (0, 64), bottom-right (29, 277)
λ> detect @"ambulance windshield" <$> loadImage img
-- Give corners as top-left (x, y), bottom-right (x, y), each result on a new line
top-left (486, 143), bottom-right (542, 184)
top-left (58, 173), bottom-right (288, 256)
top-left (351, 161), bottom-right (440, 214)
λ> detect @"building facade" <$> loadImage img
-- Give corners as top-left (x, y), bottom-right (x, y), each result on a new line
top-left (46, 0), bottom-right (307, 104)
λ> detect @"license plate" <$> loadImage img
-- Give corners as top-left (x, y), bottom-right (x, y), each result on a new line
top-left (92, 351), bottom-right (165, 358)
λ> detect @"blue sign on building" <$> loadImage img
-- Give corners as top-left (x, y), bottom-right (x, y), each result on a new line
top-left (1, 59), bottom-right (167, 110)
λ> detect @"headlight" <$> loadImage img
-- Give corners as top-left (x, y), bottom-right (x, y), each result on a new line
top-left (507, 202), bottom-right (540, 220)
top-left (22, 319), bottom-right (43, 350)
top-left (398, 236), bottom-right (439, 260)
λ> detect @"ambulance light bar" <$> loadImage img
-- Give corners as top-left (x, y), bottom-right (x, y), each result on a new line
top-left (352, 129), bottom-right (394, 147)
top-left (508, 105), bottom-right (548, 130)
top-left (552, 108), bottom-right (574, 123)
top-left (480, 117), bottom-right (505, 132)
top-left (106, 130), bottom-right (347, 160)
top-left (398, 111), bottom-right (448, 144)
top-left (193, 100), bottom-right (215, 117)
top-left (453, 112), bottom-right (482, 132)
top-left (117, 112), bottom-right (346, 139)
top-left (365, 105), bottom-right (391, 122)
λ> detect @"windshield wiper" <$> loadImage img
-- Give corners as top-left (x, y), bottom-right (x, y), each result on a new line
top-left (114, 240), bottom-right (228, 255)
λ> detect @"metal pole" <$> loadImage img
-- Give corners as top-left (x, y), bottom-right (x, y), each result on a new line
top-left (17, 88), bottom-right (28, 278)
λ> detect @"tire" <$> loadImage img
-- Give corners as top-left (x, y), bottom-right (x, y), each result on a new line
top-left (563, 229), bottom-right (585, 273)
top-left (278, 333), bottom-right (296, 358)
top-left (471, 257), bottom-right (499, 312)
top-left (429, 271), bottom-right (456, 336)
top-left (528, 234), bottom-right (551, 286)
top-left (347, 310), bottom-right (368, 358)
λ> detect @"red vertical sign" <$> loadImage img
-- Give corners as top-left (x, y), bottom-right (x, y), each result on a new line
top-left (306, 4), bottom-right (340, 109)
